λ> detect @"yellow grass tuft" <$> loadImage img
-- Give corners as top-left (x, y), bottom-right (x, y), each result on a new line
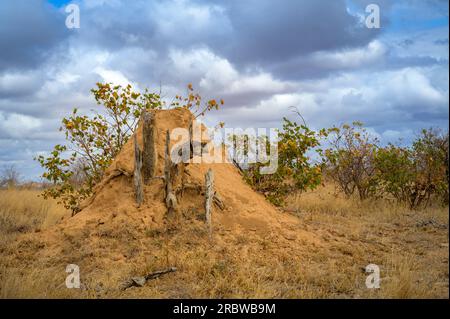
top-left (0, 189), bottom-right (68, 235)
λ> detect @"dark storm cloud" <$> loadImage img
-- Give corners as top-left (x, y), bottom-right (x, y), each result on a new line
top-left (0, 0), bottom-right (448, 179)
top-left (209, 0), bottom-right (379, 67)
top-left (73, 2), bottom-right (157, 51)
top-left (71, 0), bottom-right (380, 74)
top-left (71, 0), bottom-right (230, 57)
top-left (0, 0), bottom-right (69, 72)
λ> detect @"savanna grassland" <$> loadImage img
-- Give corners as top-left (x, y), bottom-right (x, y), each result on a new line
top-left (0, 85), bottom-right (448, 299)
top-left (0, 185), bottom-right (447, 299)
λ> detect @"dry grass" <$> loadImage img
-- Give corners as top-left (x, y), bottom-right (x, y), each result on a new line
top-left (0, 188), bottom-right (71, 298)
top-left (0, 189), bottom-right (69, 249)
top-left (0, 189), bottom-right (67, 234)
top-left (0, 185), bottom-right (448, 298)
top-left (285, 183), bottom-right (449, 298)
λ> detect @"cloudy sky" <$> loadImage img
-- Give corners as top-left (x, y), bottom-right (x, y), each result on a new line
top-left (0, 0), bottom-right (448, 179)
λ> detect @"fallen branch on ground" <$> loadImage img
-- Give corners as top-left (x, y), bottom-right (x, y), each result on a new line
top-left (120, 267), bottom-right (177, 290)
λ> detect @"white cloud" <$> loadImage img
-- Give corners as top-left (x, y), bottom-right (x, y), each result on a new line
top-left (0, 112), bottom-right (42, 138)
top-left (94, 67), bottom-right (134, 87)
top-left (381, 129), bottom-right (414, 144)
top-left (0, 71), bottom-right (43, 97)
top-left (170, 48), bottom-right (291, 95)
top-left (84, 0), bottom-right (121, 9)
top-left (223, 66), bottom-right (448, 137)
top-left (309, 40), bottom-right (387, 69)
top-left (152, 0), bottom-right (231, 38)
top-left (379, 67), bottom-right (447, 108)
top-left (170, 48), bottom-right (237, 85)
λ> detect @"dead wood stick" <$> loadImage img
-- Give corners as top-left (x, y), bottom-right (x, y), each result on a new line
top-left (232, 158), bottom-right (245, 174)
top-left (189, 121), bottom-right (194, 160)
top-left (175, 183), bottom-right (203, 194)
top-left (173, 182), bottom-right (225, 210)
top-left (133, 134), bottom-right (144, 207)
top-left (120, 267), bottom-right (177, 290)
top-left (145, 266), bottom-right (177, 280)
top-left (164, 130), bottom-right (177, 216)
top-left (205, 168), bottom-right (214, 236)
top-left (142, 110), bottom-right (156, 184)
top-left (213, 192), bottom-right (225, 210)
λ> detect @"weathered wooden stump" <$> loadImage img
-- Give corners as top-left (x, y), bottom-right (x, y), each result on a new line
top-left (205, 168), bottom-right (214, 236)
top-left (164, 130), bottom-right (177, 216)
top-left (133, 134), bottom-right (144, 207)
top-left (142, 110), bottom-right (156, 184)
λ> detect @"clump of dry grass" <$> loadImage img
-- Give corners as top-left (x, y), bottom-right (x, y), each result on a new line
top-left (379, 252), bottom-right (428, 298)
top-left (284, 183), bottom-right (449, 299)
top-left (0, 189), bottom-right (68, 236)
top-left (0, 188), bottom-right (70, 298)
top-left (286, 183), bottom-right (448, 223)
top-left (0, 265), bottom-right (74, 299)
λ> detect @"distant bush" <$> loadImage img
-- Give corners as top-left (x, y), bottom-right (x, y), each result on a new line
top-left (321, 122), bottom-right (379, 200)
top-left (241, 119), bottom-right (448, 209)
top-left (0, 165), bottom-right (21, 189)
top-left (234, 118), bottom-right (325, 206)
top-left (375, 129), bottom-right (449, 208)
top-left (34, 81), bottom-right (448, 212)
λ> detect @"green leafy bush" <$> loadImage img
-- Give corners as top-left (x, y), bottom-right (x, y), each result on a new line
top-left (375, 129), bottom-right (449, 208)
top-left (234, 118), bottom-right (325, 206)
top-left (36, 83), bottom-right (222, 214)
top-left (321, 122), bottom-right (379, 200)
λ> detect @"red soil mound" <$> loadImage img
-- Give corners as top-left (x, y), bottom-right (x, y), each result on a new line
top-left (1, 108), bottom-right (324, 297)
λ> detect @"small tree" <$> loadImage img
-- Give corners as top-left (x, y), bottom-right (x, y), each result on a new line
top-left (0, 165), bottom-right (21, 189)
top-left (36, 83), bottom-right (162, 214)
top-left (375, 128), bottom-right (448, 209)
top-left (375, 145), bottom-right (418, 207)
top-left (36, 82), bottom-right (222, 215)
top-left (277, 118), bottom-right (324, 192)
top-left (322, 122), bottom-right (379, 200)
top-left (413, 128), bottom-right (449, 205)
top-left (234, 118), bottom-right (325, 206)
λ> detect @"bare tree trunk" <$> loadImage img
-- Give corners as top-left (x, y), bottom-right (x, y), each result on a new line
top-left (205, 168), bottom-right (214, 236)
top-left (133, 134), bottom-right (144, 207)
top-left (189, 121), bottom-right (193, 157)
top-left (189, 121), bottom-right (196, 160)
top-left (142, 111), bottom-right (156, 184)
top-left (164, 130), bottom-right (177, 217)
